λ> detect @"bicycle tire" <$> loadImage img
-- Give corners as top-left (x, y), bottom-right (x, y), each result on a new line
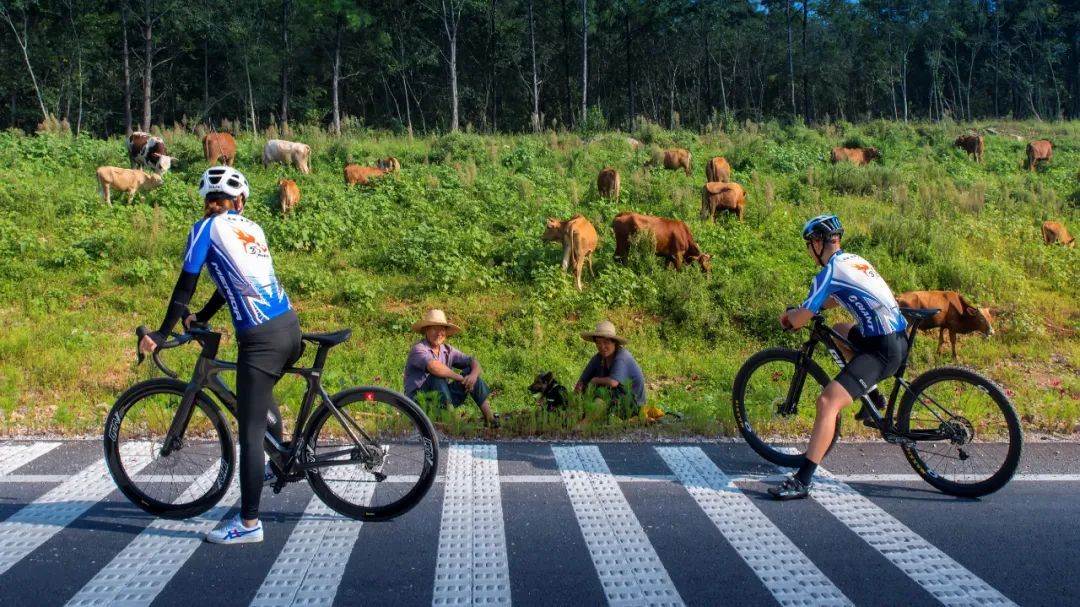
top-left (896, 366), bottom-right (1023, 497)
top-left (305, 386), bottom-right (439, 521)
top-left (732, 348), bottom-right (838, 468)
top-left (103, 379), bottom-right (234, 519)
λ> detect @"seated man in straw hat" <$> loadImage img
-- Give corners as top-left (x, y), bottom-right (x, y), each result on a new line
top-left (575, 320), bottom-right (646, 418)
top-left (403, 309), bottom-right (499, 428)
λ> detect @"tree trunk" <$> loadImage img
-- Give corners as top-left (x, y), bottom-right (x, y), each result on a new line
top-left (1, 8), bottom-right (49, 122)
top-left (332, 14), bottom-right (343, 135)
top-left (528, 0), bottom-right (540, 131)
top-left (580, 0), bottom-right (588, 123)
top-left (439, 0), bottom-right (461, 132)
top-left (624, 10), bottom-right (633, 129)
top-left (122, 1), bottom-right (132, 134)
top-left (141, 0), bottom-right (152, 132)
top-left (488, 0), bottom-right (498, 131)
top-left (801, 0), bottom-right (809, 124)
top-left (560, 0), bottom-right (572, 126)
top-left (203, 38), bottom-right (209, 125)
top-left (786, 0), bottom-right (796, 114)
top-left (280, 0), bottom-right (290, 128)
top-left (244, 53), bottom-right (257, 133)
top-left (67, 0), bottom-right (84, 136)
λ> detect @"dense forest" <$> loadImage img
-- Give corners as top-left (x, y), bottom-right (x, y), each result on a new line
top-left (3, 0), bottom-right (1080, 136)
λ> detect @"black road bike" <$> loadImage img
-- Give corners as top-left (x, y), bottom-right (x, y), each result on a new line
top-left (104, 324), bottom-right (439, 520)
top-left (732, 308), bottom-right (1022, 497)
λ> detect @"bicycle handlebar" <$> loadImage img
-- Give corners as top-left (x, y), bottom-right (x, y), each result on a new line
top-left (135, 324), bottom-right (208, 379)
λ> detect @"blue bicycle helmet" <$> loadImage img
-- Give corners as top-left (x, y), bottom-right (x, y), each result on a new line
top-left (801, 214), bottom-right (844, 240)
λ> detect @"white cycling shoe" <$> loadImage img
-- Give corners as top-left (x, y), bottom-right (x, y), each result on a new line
top-left (206, 513), bottom-right (263, 545)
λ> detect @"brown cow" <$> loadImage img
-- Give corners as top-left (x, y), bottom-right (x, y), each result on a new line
top-left (278, 179), bottom-right (300, 215)
top-left (612, 212), bottom-right (711, 272)
top-left (203, 132), bottom-right (237, 166)
top-left (647, 148), bottom-right (692, 175)
top-left (896, 290), bottom-right (994, 358)
top-left (96, 166), bottom-right (164, 206)
top-left (1041, 221), bottom-right (1076, 248)
top-left (700, 182), bottom-right (746, 222)
top-left (1025, 140), bottom-right (1052, 171)
top-left (127, 131), bottom-right (172, 173)
top-left (954, 134), bottom-right (984, 163)
top-left (376, 157), bottom-right (401, 173)
top-left (597, 168), bottom-right (621, 200)
top-left (343, 164), bottom-right (385, 186)
top-left (705, 156), bottom-right (731, 182)
top-left (830, 147), bottom-right (881, 166)
top-left (542, 215), bottom-right (599, 291)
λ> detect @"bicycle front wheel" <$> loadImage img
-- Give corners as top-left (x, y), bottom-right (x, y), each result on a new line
top-left (103, 379), bottom-right (234, 518)
top-left (305, 387), bottom-right (439, 520)
top-left (897, 366), bottom-right (1023, 497)
top-left (732, 348), bottom-right (836, 468)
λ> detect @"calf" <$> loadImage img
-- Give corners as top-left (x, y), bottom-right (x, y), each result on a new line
top-left (343, 164), bottom-right (385, 187)
top-left (376, 157), bottom-right (401, 173)
top-left (1041, 221), bottom-right (1075, 247)
top-left (647, 148), bottom-right (692, 175)
top-left (127, 131), bottom-right (172, 174)
top-left (612, 211), bottom-right (711, 272)
top-left (705, 156), bottom-right (731, 182)
top-left (278, 179), bottom-right (300, 215)
top-left (701, 181), bottom-right (746, 222)
top-left (203, 132), bottom-right (237, 166)
top-left (542, 215), bottom-right (599, 291)
top-left (262, 139), bottom-right (311, 174)
top-left (1025, 140), bottom-right (1052, 171)
top-left (896, 290), bottom-right (993, 358)
top-left (597, 168), bottom-right (620, 200)
top-left (830, 147), bottom-right (881, 166)
top-left (954, 134), bottom-right (984, 163)
top-left (96, 166), bottom-right (164, 206)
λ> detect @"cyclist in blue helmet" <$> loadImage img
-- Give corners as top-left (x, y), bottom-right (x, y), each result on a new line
top-left (139, 166), bottom-right (303, 543)
top-left (770, 214), bottom-right (909, 500)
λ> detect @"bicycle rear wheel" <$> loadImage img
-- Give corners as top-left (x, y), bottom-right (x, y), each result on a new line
top-left (896, 366), bottom-right (1023, 497)
top-left (103, 379), bottom-right (234, 518)
top-left (305, 387), bottom-right (439, 520)
top-left (731, 348), bottom-right (836, 468)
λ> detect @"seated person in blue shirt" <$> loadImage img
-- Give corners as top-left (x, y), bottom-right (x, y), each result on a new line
top-left (575, 320), bottom-right (646, 418)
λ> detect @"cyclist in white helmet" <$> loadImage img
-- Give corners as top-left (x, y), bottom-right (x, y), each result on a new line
top-left (770, 214), bottom-right (908, 500)
top-left (139, 166), bottom-right (302, 543)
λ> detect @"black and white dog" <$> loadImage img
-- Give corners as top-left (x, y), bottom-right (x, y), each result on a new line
top-left (528, 371), bottom-right (570, 411)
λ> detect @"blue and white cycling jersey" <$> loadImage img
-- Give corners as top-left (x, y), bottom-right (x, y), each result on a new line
top-left (182, 211), bottom-right (291, 333)
top-left (801, 251), bottom-right (907, 337)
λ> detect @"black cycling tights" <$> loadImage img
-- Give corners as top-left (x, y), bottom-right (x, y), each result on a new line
top-left (234, 312), bottom-right (302, 520)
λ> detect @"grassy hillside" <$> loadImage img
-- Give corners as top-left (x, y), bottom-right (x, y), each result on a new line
top-left (0, 120), bottom-right (1077, 437)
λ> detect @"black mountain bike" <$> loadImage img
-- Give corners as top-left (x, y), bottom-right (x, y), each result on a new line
top-left (104, 324), bottom-right (439, 520)
top-left (732, 308), bottom-right (1022, 497)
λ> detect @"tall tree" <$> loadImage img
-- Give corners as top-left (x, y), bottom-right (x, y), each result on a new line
top-left (527, 0), bottom-right (540, 131)
top-left (280, 0), bottom-right (291, 127)
top-left (121, 0), bottom-right (132, 133)
top-left (427, 0), bottom-right (470, 131)
top-left (1, 1), bottom-right (49, 122)
top-left (580, 0), bottom-right (588, 123)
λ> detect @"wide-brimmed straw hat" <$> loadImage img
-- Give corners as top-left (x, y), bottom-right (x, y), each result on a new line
top-left (411, 309), bottom-right (461, 336)
top-left (580, 320), bottom-right (628, 345)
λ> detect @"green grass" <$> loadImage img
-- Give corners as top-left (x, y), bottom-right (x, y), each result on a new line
top-left (0, 119), bottom-right (1077, 437)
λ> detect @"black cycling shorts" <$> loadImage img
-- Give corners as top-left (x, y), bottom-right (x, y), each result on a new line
top-left (834, 327), bottom-right (907, 400)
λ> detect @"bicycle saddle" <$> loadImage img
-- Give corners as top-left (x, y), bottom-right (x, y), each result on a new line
top-left (302, 329), bottom-right (352, 347)
top-left (899, 307), bottom-right (940, 319)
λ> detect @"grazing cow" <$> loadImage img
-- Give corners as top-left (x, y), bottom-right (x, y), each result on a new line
top-left (705, 156), bottom-right (731, 182)
top-left (96, 166), bottom-right (164, 206)
top-left (954, 134), bottom-right (984, 163)
top-left (541, 215), bottom-right (599, 291)
top-left (127, 131), bottom-right (172, 174)
top-left (262, 139), bottom-right (311, 174)
top-left (343, 164), bottom-right (385, 186)
top-left (278, 179), bottom-right (300, 215)
top-left (1041, 221), bottom-right (1076, 248)
top-left (597, 168), bottom-right (621, 200)
top-left (896, 290), bottom-right (994, 358)
top-left (700, 182), bottom-right (746, 222)
top-left (830, 147), bottom-right (881, 166)
top-left (203, 132), bottom-right (237, 166)
top-left (612, 211), bottom-right (711, 272)
top-left (647, 148), bottom-right (692, 175)
top-left (1024, 140), bottom-right (1053, 171)
top-left (376, 157), bottom-right (401, 173)
top-left (626, 137), bottom-right (643, 150)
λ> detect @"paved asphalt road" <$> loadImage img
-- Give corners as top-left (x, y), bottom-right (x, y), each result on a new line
top-left (0, 439), bottom-right (1077, 606)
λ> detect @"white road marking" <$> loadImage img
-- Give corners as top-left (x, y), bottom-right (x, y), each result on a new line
top-left (250, 466), bottom-right (375, 607)
top-left (65, 466), bottom-right (241, 607)
top-left (657, 447), bottom-right (851, 606)
top-left (0, 442), bottom-right (61, 476)
top-left (432, 444), bottom-right (511, 606)
top-left (553, 445), bottom-right (684, 607)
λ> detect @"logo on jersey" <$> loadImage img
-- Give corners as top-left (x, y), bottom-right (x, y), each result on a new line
top-left (851, 262), bottom-right (878, 278)
top-left (233, 227), bottom-right (269, 257)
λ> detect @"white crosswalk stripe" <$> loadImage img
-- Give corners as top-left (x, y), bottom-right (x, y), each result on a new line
top-left (65, 467), bottom-right (241, 606)
top-left (0, 442), bottom-right (153, 576)
top-left (657, 447), bottom-right (851, 606)
top-left (432, 444), bottom-right (511, 606)
top-left (553, 445), bottom-right (684, 607)
top-left (0, 442), bottom-right (61, 476)
top-left (250, 467), bottom-right (375, 607)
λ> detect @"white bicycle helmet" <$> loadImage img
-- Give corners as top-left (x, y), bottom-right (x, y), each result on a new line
top-left (198, 166), bottom-right (250, 200)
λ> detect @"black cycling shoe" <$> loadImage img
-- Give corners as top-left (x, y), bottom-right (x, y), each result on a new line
top-left (768, 476), bottom-right (812, 501)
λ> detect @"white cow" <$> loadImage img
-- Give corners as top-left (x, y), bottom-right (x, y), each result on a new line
top-left (96, 166), bottom-right (164, 206)
top-left (262, 139), bottom-right (311, 174)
